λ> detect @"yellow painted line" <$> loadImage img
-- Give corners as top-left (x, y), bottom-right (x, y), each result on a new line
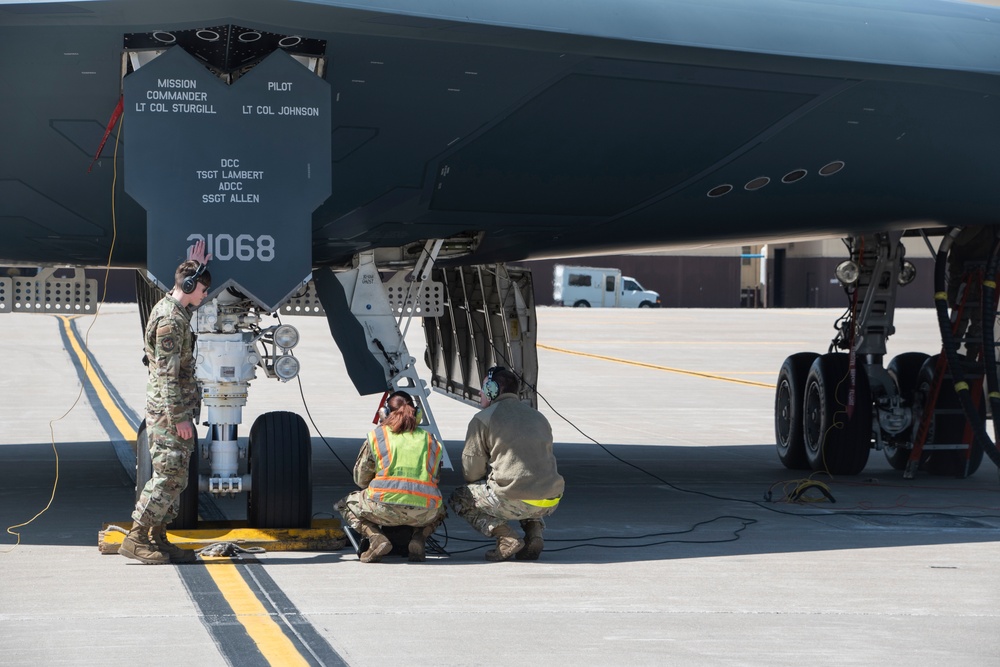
top-left (538, 343), bottom-right (775, 389)
top-left (202, 559), bottom-right (310, 667)
top-left (59, 315), bottom-right (138, 441)
top-left (99, 520), bottom-right (346, 554)
top-left (545, 340), bottom-right (806, 346)
top-left (66, 315), bottom-right (315, 665)
top-left (694, 371), bottom-right (777, 376)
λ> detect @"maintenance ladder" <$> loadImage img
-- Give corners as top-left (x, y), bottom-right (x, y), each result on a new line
top-left (906, 267), bottom-right (994, 478)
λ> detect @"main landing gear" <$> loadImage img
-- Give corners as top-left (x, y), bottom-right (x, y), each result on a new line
top-left (774, 228), bottom-right (1000, 479)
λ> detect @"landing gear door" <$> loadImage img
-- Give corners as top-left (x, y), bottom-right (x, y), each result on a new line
top-left (124, 46), bottom-right (331, 312)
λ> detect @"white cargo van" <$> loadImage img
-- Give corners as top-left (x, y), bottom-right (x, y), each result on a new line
top-left (553, 265), bottom-right (661, 308)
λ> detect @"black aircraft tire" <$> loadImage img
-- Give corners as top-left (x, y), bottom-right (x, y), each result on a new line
top-left (775, 352), bottom-right (819, 470)
top-left (134, 419), bottom-right (200, 530)
top-left (883, 352), bottom-right (930, 470)
top-left (803, 353), bottom-right (872, 475)
top-left (247, 411), bottom-right (312, 529)
top-left (916, 356), bottom-right (985, 478)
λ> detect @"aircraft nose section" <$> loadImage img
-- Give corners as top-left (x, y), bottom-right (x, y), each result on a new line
top-left (124, 46), bottom-right (331, 311)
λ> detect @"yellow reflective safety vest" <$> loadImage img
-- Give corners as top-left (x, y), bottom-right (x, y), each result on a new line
top-left (365, 425), bottom-right (443, 508)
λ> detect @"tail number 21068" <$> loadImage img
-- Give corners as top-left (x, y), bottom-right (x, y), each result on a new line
top-left (186, 234), bottom-right (275, 262)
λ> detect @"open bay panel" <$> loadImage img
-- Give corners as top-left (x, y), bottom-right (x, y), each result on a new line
top-left (123, 46), bottom-right (331, 311)
top-left (424, 264), bottom-right (538, 407)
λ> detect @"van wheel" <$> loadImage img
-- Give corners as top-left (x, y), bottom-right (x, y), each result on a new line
top-left (573, 300), bottom-right (590, 307)
top-left (639, 301), bottom-right (653, 308)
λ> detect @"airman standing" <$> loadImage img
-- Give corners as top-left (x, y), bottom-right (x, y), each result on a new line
top-left (120, 240), bottom-right (211, 564)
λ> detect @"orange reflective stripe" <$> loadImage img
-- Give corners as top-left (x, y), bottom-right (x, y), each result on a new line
top-left (372, 475), bottom-right (439, 488)
top-left (368, 475), bottom-right (442, 506)
top-left (366, 427), bottom-right (443, 507)
top-left (368, 432), bottom-right (383, 470)
top-left (371, 426), bottom-right (392, 469)
top-left (366, 428), bottom-right (389, 502)
top-left (369, 487), bottom-right (442, 505)
top-left (425, 432), bottom-right (442, 476)
top-left (369, 477), bottom-right (441, 494)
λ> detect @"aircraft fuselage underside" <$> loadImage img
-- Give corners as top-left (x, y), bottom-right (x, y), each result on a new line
top-left (1, 4), bottom-right (999, 270)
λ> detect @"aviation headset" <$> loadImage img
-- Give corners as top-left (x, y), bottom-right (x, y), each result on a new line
top-left (380, 390), bottom-right (422, 423)
top-left (181, 262), bottom-right (207, 295)
top-left (482, 366), bottom-right (506, 401)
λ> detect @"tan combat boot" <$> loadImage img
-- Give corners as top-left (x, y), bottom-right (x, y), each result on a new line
top-left (150, 524), bottom-right (198, 564)
top-left (359, 521), bottom-right (392, 563)
top-left (407, 524), bottom-right (436, 562)
top-left (485, 523), bottom-right (524, 562)
top-left (516, 519), bottom-right (544, 561)
top-left (119, 522), bottom-right (169, 565)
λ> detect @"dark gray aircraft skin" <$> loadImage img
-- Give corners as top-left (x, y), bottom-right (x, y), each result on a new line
top-left (1, 0), bottom-right (999, 272)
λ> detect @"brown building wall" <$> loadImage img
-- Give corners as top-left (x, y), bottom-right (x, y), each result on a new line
top-left (516, 254), bottom-right (936, 308)
top-left (87, 268), bottom-right (139, 302)
top-left (767, 257), bottom-right (935, 308)
top-left (514, 255), bottom-right (742, 308)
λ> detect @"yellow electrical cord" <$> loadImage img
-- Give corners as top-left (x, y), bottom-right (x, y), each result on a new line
top-left (818, 364), bottom-right (852, 475)
top-left (2, 108), bottom-right (124, 553)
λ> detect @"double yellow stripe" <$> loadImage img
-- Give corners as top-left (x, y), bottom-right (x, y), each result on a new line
top-left (59, 315), bottom-right (308, 665)
top-left (203, 560), bottom-right (309, 666)
top-left (59, 315), bottom-right (138, 441)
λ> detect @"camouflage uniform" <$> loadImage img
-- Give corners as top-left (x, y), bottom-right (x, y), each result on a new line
top-left (449, 393), bottom-right (564, 537)
top-left (334, 492), bottom-right (444, 532)
top-left (132, 295), bottom-right (200, 527)
top-left (334, 429), bottom-right (446, 532)
top-left (449, 481), bottom-right (556, 536)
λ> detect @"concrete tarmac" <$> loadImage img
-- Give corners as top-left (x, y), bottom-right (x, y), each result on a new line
top-left (1, 305), bottom-right (998, 666)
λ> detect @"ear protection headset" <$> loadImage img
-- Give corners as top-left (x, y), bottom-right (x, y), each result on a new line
top-left (181, 262), bottom-right (206, 295)
top-left (483, 366), bottom-right (506, 401)
top-left (380, 391), bottom-right (422, 423)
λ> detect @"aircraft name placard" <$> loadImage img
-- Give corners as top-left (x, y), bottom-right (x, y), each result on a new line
top-left (124, 46), bottom-right (331, 311)
top-left (197, 160), bottom-right (265, 205)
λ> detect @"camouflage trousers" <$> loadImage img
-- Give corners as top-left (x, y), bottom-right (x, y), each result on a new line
top-left (449, 482), bottom-right (557, 537)
top-left (132, 414), bottom-right (195, 526)
top-left (334, 490), bottom-right (446, 532)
